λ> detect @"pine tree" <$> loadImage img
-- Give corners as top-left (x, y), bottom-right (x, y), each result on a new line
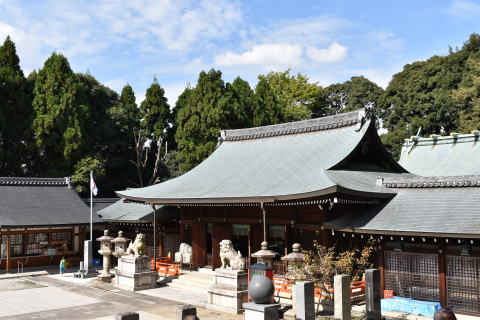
top-left (0, 36), bottom-right (33, 175)
top-left (140, 78), bottom-right (170, 140)
top-left (253, 78), bottom-right (283, 126)
top-left (32, 53), bottom-right (85, 174)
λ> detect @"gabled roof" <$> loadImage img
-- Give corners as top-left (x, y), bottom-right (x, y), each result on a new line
top-left (0, 177), bottom-right (102, 227)
top-left (97, 200), bottom-right (178, 223)
top-left (324, 175), bottom-right (480, 238)
top-left (399, 133), bottom-right (480, 176)
top-left (117, 109), bottom-right (403, 204)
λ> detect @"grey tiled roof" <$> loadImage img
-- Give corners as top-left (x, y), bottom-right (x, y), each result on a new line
top-left (222, 109), bottom-right (365, 141)
top-left (0, 177), bottom-right (68, 185)
top-left (0, 178), bottom-right (102, 227)
top-left (383, 175), bottom-right (480, 188)
top-left (324, 187), bottom-right (480, 237)
top-left (117, 110), bottom-right (375, 203)
top-left (399, 133), bottom-right (480, 176)
top-left (98, 200), bottom-right (178, 223)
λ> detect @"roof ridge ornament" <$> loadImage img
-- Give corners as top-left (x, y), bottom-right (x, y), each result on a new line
top-left (383, 175), bottom-right (480, 188)
top-left (221, 108), bottom-right (367, 141)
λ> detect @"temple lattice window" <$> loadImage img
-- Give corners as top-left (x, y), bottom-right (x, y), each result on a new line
top-left (384, 251), bottom-right (439, 302)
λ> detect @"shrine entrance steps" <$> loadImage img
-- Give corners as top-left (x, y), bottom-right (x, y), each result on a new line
top-left (168, 269), bottom-right (213, 293)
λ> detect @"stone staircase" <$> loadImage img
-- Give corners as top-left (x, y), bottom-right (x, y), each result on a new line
top-left (167, 270), bottom-right (213, 293)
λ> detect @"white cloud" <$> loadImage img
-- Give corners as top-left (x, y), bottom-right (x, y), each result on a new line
top-left (215, 42), bottom-right (348, 69)
top-left (445, 0), bottom-right (480, 20)
top-left (215, 43), bottom-right (303, 68)
top-left (306, 42), bottom-right (348, 64)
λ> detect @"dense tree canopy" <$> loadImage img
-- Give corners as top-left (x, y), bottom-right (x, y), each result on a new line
top-left (0, 37), bottom-right (33, 176)
top-left (1, 33), bottom-right (480, 193)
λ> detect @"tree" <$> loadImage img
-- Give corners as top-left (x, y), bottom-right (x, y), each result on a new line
top-left (32, 53), bottom-right (86, 175)
top-left (325, 76), bottom-right (384, 115)
top-left (133, 78), bottom-right (171, 186)
top-left (454, 58), bottom-right (480, 133)
top-left (379, 34), bottom-right (480, 158)
top-left (253, 78), bottom-right (284, 126)
top-left (70, 156), bottom-right (106, 194)
top-left (176, 69), bottom-right (252, 172)
top-left (259, 70), bottom-right (325, 121)
top-left (0, 36), bottom-right (33, 175)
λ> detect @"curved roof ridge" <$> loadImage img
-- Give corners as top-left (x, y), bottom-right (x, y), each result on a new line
top-left (384, 175), bottom-right (480, 188)
top-left (222, 108), bottom-right (368, 141)
top-left (0, 177), bottom-right (69, 186)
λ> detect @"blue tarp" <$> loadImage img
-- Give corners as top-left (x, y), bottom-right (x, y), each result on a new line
top-left (381, 297), bottom-right (441, 317)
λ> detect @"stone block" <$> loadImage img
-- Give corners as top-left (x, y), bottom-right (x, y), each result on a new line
top-left (176, 305), bottom-right (196, 320)
top-left (295, 281), bottom-right (315, 320)
top-left (243, 302), bottom-right (280, 320)
top-left (334, 274), bottom-right (351, 320)
top-left (114, 312), bottom-right (139, 320)
top-left (115, 255), bottom-right (157, 291)
top-left (365, 269), bottom-right (381, 320)
top-left (206, 269), bottom-right (249, 313)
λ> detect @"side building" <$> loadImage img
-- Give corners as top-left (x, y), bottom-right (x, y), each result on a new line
top-left (0, 177), bottom-right (103, 272)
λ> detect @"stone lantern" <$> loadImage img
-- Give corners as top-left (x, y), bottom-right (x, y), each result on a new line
top-left (251, 241), bottom-right (276, 267)
top-left (96, 229), bottom-right (114, 282)
top-left (281, 243), bottom-right (304, 278)
top-left (112, 231), bottom-right (129, 258)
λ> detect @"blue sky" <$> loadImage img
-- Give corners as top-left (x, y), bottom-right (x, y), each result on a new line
top-left (0, 0), bottom-right (479, 104)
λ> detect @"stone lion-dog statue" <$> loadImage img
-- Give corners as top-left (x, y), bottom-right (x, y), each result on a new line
top-left (219, 239), bottom-right (245, 270)
top-left (125, 233), bottom-right (146, 257)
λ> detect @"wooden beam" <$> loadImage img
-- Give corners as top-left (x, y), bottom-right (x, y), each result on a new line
top-left (438, 246), bottom-right (447, 307)
top-left (378, 244), bottom-right (385, 298)
top-left (6, 229), bottom-right (10, 273)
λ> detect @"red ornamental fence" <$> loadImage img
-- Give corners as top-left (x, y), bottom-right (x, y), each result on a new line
top-left (150, 257), bottom-right (180, 276)
top-left (273, 277), bottom-right (366, 300)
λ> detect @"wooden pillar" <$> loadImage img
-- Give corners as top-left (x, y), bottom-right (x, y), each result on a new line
top-left (250, 223), bottom-right (263, 255)
top-left (191, 222), bottom-right (207, 267)
top-left (284, 225), bottom-right (292, 256)
top-left (438, 246), bottom-right (447, 307)
top-left (378, 244), bottom-right (385, 297)
top-left (212, 223), bottom-right (232, 269)
top-left (6, 230), bottom-right (11, 273)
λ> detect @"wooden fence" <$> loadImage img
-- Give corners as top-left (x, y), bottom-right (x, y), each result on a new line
top-left (273, 277), bottom-right (366, 300)
top-left (150, 257), bottom-right (180, 276)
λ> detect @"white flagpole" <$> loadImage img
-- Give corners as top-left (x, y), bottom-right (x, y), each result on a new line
top-left (90, 170), bottom-right (93, 241)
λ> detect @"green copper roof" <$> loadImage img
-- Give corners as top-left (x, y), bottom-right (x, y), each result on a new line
top-left (399, 133), bottom-right (480, 176)
top-left (117, 109), bottom-right (383, 204)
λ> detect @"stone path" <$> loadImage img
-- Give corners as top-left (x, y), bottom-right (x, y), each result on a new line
top-left (140, 285), bottom-right (208, 307)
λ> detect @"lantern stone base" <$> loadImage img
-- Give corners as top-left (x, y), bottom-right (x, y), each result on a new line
top-left (206, 269), bottom-right (248, 314)
top-left (114, 256), bottom-right (157, 291)
top-left (97, 273), bottom-right (114, 282)
top-left (243, 302), bottom-right (280, 320)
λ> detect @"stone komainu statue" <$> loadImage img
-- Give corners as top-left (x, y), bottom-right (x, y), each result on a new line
top-left (175, 243), bottom-right (192, 264)
top-left (125, 233), bottom-right (146, 257)
top-left (219, 239), bottom-right (245, 270)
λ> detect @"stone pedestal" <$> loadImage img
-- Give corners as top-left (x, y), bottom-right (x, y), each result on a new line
top-left (243, 302), bottom-right (280, 320)
top-left (295, 281), bottom-right (315, 320)
top-left (365, 269), bottom-right (381, 320)
top-left (334, 274), bottom-right (351, 320)
top-left (206, 269), bottom-right (248, 314)
top-left (115, 256), bottom-right (157, 291)
top-left (83, 240), bottom-right (96, 273)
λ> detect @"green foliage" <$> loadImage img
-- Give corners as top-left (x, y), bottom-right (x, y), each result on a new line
top-left (379, 33), bottom-right (480, 158)
top-left (325, 76), bottom-right (384, 115)
top-left (454, 58), bottom-right (480, 132)
top-left (259, 69), bottom-right (325, 120)
top-left (32, 53), bottom-right (86, 173)
top-left (140, 78), bottom-right (170, 139)
top-left (253, 77), bottom-right (284, 126)
top-left (70, 156), bottom-right (106, 193)
top-left (0, 36), bottom-right (33, 175)
top-left (175, 69), bottom-right (252, 172)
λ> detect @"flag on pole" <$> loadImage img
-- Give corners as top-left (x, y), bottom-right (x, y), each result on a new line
top-left (90, 171), bottom-right (98, 196)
